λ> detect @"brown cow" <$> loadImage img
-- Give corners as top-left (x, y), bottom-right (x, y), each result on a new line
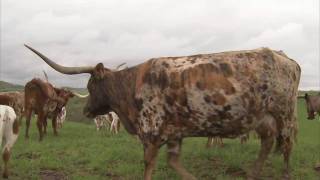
top-left (24, 78), bottom-right (85, 141)
top-left (25, 45), bottom-right (300, 179)
top-left (0, 91), bottom-right (25, 123)
top-left (303, 93), bottom-right (320, 120)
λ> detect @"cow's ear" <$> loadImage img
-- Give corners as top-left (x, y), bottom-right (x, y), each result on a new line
top-left (304, 93), bottom-right (309, 100)
top-left (93, 63), bottom-right (106, 79)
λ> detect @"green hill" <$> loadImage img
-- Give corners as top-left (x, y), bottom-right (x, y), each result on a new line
top-left (0, 80), bottom-right (24, 92)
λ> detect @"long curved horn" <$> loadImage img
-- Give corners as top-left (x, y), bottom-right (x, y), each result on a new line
top-left (24, 44), bottom-right (94, 74)
top-left (72, 92), bottom-right (89, 98)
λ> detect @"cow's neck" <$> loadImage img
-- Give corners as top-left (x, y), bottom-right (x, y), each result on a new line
top-left (104, 68), bottom-right (139, 134)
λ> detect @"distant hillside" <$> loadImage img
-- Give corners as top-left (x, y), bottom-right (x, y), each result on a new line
top-left (0, 80), bottom-right (24, 92)
top-left (0, 80), bottom-right (87, 93)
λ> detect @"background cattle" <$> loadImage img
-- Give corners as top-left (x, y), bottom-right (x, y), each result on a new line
top-left (56, 106), bottom-right (66, 128)
top-left (25, 45), bottom-right (300, 179)
top-left (302, 93), bottom-right (320, 120)
top-left (0, 105), bottom-right (19, 178)
top-left (94, 112), bottom-right (120, 134)
top-left (0, 91), bottom-right (25, 123)
top-left (24, 78), bottom-right (85, 141)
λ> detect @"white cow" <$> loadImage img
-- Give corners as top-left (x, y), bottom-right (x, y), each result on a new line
top-left (0, 105), bottom-right (19, 178)
top-left (57, 106), bottom-right (66, 128)
top-left (94, 112), bottom-right (120, 134)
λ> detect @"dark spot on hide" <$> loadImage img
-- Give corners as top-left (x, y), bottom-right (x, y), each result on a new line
top-left (260, 84), bottom-right (268, 91)
top-left (162, 62), bottom-right (170, 68)
top-left (135, 98), bottom-right (143, 111)
top-left (165, 95), bottom-right (175, 106)
top-left (204, 93), bottom-right (226, 105)
top-left (219, 63), bottom-right (233, 77)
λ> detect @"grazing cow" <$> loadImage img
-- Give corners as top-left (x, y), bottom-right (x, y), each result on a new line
top-left (0, 105), bottom-right (19, 178)
top-left (94, 114), bottom-right (111, 131)
top-left (25, 45), bottom-right (301, 179)
top-left (24, 78), bottom-right (86, 141)
top-left (0, 91), bottom-right (25, 123)
top-left (94, 112), bottom-right (120, 134)
top-left (302, 93), bottom-right (320, 120)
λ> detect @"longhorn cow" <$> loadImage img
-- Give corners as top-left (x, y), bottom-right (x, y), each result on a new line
top-left (24, 45), bottom-right (300, 179)
top-left (24, 78), bottom-right (86, 141)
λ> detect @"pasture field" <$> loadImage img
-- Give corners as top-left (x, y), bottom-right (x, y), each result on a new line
top-left (3, 99), bottom-right (320, 180)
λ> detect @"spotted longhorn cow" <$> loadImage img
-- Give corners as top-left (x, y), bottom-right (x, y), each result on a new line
top-left (24, 45), bottom-right (300, 179)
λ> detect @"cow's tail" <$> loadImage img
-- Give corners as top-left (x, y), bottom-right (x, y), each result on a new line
top-left (274, 61), bottom-right (301, 154)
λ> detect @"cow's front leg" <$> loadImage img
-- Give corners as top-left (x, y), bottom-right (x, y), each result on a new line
top-left (167, 139), bottom-right (197, 180)
top-left (143, 141), bottom-right (160, 180)
top-left (24, 109), bottom-right (32, 139)
top-left (37, 113), bottom-right (44, 141)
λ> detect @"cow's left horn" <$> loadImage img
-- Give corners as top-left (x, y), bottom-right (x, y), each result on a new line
top-left (116, 62), bottom-right (127, 70)
top-left (72, 92), bottom-right (89, 98)
top-left (24, 44), bottom-right (94, 74)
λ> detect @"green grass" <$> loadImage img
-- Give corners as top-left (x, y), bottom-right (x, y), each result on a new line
top-left (4, 99), bottom-right (319, 179)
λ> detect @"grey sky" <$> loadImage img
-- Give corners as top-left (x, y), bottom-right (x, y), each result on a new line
top-left (1, 0), bottom-right (319, 89)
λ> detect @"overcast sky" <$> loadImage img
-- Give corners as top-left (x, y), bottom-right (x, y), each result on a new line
top-left (0, 0), bottom-right (319, 89)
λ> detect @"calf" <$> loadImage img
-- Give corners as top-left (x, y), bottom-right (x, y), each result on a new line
top-left (0, 105), bottom-right (19, 178)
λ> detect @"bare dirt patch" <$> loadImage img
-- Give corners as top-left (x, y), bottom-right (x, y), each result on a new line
top-left (39, 168), bottom-right (67, 180)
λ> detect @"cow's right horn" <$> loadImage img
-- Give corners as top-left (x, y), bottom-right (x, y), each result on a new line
top-left (24, 44), bottom-right (94, 74)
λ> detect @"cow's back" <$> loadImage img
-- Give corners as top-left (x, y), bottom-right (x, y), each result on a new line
top-left (135, 48), bottom-right (300, 138)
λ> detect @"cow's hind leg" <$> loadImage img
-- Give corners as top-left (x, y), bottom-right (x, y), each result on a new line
top-left (249, 115), bottom-right (276, 179)
top-left (143, 142), bottom-right (160, 180)
top-left (25, 109), bottom-right (32, 139)
top-left (282, 136), bottom-right (292, 180)
top-left (37, 113), bottom-right (44, 141)
top-left (2, 131), bottom-right (18, 178)
top-left (2, 147), bottom-right (10, 178)
top-left (43, 117), bottom-right (48, 135)
top-left (167, 139), bottom-right (197, 180)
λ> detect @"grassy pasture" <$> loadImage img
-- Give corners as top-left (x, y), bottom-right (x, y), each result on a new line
top-left (2, 98), bottom-right (319, 179)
